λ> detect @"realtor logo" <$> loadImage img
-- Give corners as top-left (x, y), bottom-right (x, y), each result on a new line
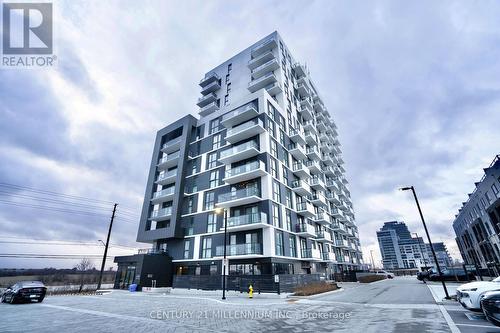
top-left (2, 2), bottom-right (56, 67)
top-left (2, 2), bottom-right (52, 54)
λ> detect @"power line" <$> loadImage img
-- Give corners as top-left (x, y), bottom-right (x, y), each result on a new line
top-left (0, 183), bottom-right (115, 205)
top-left (0, 240), bottom-right (138, 250)
top-left (0, 200), bottom-right (110, 217)
top-left (0, 254), bottom-right (116, 259)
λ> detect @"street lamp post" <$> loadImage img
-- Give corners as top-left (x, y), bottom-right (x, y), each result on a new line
top-left (401, 186), bottom-right (450, 299)
top-left (215, 208), bottom-right (228, 300)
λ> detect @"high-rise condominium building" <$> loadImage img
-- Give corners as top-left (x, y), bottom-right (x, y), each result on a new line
top-left (377, 221), bottom-right (451, 270)
top-left (453, 155), bottom-right (500, 268)
top-left (134, 31), bottom-right (363, 283)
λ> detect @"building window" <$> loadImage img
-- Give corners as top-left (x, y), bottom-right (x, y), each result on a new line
top-left (209, 118), bottom-right (220, 134)
top-left (207, 213), bottom-right (217, 233)
top-left (493, 184), bottom-right (499, 198)
top-left (204, 191), bottom-right (215, 210)
top-left (270, 139), bottom-right (278, 158)
top-left (282, 166), bottom-right (288, 185)
top-left (184, 240), bottom-right (191, 259)
top-left (286, 210), bottom-right (292, 231)
top-left (486, 192), bottom-right (493, 203)
top-left (289, 237), bottom-right (297, 257)
top-left (273, 203), bottom-right (280, 227)
top-left (212, 134), bottom-right (221, 150)
top-left (191, 160), bottom-right (198, 175)
top-left (207, 152), bottom-right (217, 169)
top-left (201, 237), bottom-right (212, 258)
top-left (224, 94), bottom-right (229, 105)
top-left (227, 63), bottom-right (232, 73)
top-left (209, 170), bottom-right (219, 188)
top-left (273, 180), bottom-right (281, 203)
top-left (225, 74), bottom-right (230, 83)
top-left (285, 189), bottom-right (293, 209)
top-left (275, 231), bottom-right (284, 256)
top-left (227, 82), bottom-right (231, 93)
top-left (270, 158), bottom-right (278, 178)
top-left (279, 130), bottom-right (285, 146)
top-left (187, 196), bottom-right (194, 214)
top-left (267, 101), bottom-right (276, 120)
top-left (268, 119), bottom-right (276, 138)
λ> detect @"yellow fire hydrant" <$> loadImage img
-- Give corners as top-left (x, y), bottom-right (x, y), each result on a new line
top-left (248, 284), bottom-right (253, 299)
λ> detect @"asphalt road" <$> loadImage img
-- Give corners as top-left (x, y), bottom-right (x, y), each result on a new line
top-left (318, 276), bottom-right (436, 304)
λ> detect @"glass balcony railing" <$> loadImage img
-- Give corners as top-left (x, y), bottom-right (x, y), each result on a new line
top-left (225, 161), bottom-right (261, 178)
top-left (158, 151), bottom-right (180, 165)
top-left (291, 179), bottom-right (308, 189)
top-left (226, 119), bottom-right (263, 137)
top-left (300, 248), bottom-right (312, 258)
top-left (218, 186), bottom-right (260, 203)
top-left (292, 162), bottom-right (306, 172)
top-left (227, 212), bottom-right (267, 227)
top-left (157, 169), bottom-right (177, 182)
top-left (162, 138), bottom-right (182, 150)
top-left (219, 141), bottom-right (259, 159)
top-left (296, 201), bottom-right (312, 211)
top-left (295, 223), bottom-right (311, 233)
top-left (216, 243), bottom-right (262, 256)
top-left (152, 187), bottom-right (175, 199)
top-left (150, 207), bottom-right (172, 219)
top-left (222, 103), bottom-right (258, 123)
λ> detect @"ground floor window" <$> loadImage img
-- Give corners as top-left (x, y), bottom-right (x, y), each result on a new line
top-left (229, 263), bottom-right (261, 275)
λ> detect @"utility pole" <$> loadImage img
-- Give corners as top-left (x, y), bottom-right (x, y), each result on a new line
top-left (98, 203), bottom-right (117, 289)
top-left (401, 186), bottom-right (450, 299)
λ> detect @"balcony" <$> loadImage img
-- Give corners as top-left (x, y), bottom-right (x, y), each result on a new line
top-left (225, 212), bottom-right (269, 231)
top-left (316, 231), bottom-right (333, 242)
top-left (291, 179), bottom-right (312, 197)
top-left (288, 142), bottom-right (307, 160)
top-left (221, 103), bottom-right (259, 128)
top-left (303, 120), bottom-right (316, 133)
top-left (299, 105), bottom-right (314, 120)
top-left (317, 120), bottom-right (327, 132)
top-left (251, 58), bottom-right (279, 79)
top-left (197, 92), bottom-right (217, 108)
top-left (151, 187), bottom-right (175, 204)
top-left (248, 72), bottom-right (278, 93)
top-left (289, 128), bottom-right (306, 145)
top-left (293, 63), bottom-right (307, 78)
top-left (296, 201), bottom-right (315, 218)
top-left (199, 72), bottom-right (220, 88)
top-left (322, 154), bottom-right (334, 166)
top-left (295, 223), bottom-right (316, 237)
top-left (216, 243), bottom-right (262, 257)
top-left (325, 191), bottom-right (341, 204)
top-left (335, 239), bottom-right (348, 248)
top-left (305, 160), bottom-right (321, 174)
top-left (199, 101), bottom-right (219, 117)
top-left (251, 38), bottom-right (277, 57)
top-left (200, 80), bottom-right (221, 95)
top-left (309, 176), bottom-right (326, 191)
top-left (265, 82), bottom-right (282, 96)
top-left (161, 137), bottom-right (182, 154)
top-left (331, 222), bottom-right (347, 234)
top-left (321, 252), bottom-right (334, 261)
top-left (297, 82), bottom-right (311, 97)
top-left (332, 208), bottom-right (346, 221)
top-left (300, 248), bottom-right (313, 259)
top-left (300, 98), bottom-right (313, 112)
top-left (309, 193), bottom-right (327, 208)
top-left (306, 147), bottom-right (321, 161)
top-left (216, 186), bottom-right (261, 208)
top-left (219, 141), bottom-right (260, 164)
top-left (150, 207), bottom-right (172, 221)
top-left (157, 151), bottom-right (180, 170)
top-left (225, 118), bottom-right (265, 144)
top-left (326, 179), bottom-right (340, 192)
top-left (223, 160), bottom-right (266, 184)
top-left (324, 166), bottom-right (335, 177)
top-left (248, 50), bottom-right (275, 70)
top-left (313, 210), bottom-right (329, 224)
top-left (291, 162), bottom-right (310, 179)
top-left (156, 169), bottom-right (177, 185)
top-left (304, 130), bottom-right (316, 145)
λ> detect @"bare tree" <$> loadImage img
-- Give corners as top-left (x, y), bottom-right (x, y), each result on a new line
top-left (74, 258), bottom-right (94, 293)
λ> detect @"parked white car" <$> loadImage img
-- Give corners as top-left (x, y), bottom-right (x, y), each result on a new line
top-left (456, 277), bottom-right (500, 311)
top-left (373, 270), bottom-right (395, 279)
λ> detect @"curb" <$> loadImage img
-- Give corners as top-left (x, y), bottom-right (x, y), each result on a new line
top-left (287, 287), bottom-right (344, 300)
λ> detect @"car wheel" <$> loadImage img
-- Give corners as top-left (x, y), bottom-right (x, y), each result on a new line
top-left (0, 295), bottom-right (5, 303)
top-left (37, 297), bottom-right (44, 303)
top-left (9, 295), bottom-right (16, 304)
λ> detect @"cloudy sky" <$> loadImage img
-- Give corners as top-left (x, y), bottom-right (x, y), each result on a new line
top-left (1, 0), bottom-right (500, 269)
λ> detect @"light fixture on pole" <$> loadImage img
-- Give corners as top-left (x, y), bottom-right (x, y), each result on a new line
top-left (400, 186), bottom-right (450, 299)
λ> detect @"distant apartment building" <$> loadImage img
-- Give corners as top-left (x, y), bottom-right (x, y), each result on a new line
top-left (377, 221), bottom-right (451, 270)
top-left (115, 32), bottom-right (363, 289)
top-left (453, 155), bottom-right (500, 268)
